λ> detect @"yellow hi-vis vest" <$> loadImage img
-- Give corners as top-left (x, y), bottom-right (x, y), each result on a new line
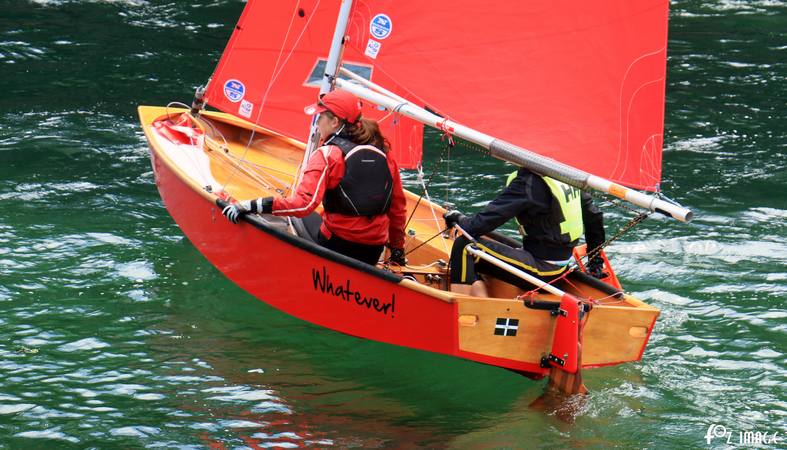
top-left (506, 171), bottom-right (584, 242)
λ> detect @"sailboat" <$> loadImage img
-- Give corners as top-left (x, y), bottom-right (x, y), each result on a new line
top-left (138, 0), bottom-right (691, 394)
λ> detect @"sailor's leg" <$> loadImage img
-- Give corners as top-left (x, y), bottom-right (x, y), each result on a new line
top-left (448, 236), bottom-right (481, 294)
top-left (450, 283), bottom-right (473, 295)
top-left (317, 232), bottom-right (384, 266)
top-left (469, 279), bottom-right (489, 297)
top-left (473, 238), bottom-right (567, 289)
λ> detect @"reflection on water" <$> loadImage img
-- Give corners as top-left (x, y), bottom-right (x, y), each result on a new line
top-left (0, 0), bottom-right (785, 447)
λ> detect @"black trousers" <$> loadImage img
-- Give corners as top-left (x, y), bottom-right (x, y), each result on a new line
top-left (449, 236), bottom-right (568, 289)
top-left (318, 232), bottom-right (384, 266)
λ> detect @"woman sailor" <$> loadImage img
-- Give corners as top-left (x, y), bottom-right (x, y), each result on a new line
top-left (222, 89), bottom-right (408, 267)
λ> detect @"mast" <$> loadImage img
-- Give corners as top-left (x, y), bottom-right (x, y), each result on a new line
top-left (335, 78), bottom-right (693, 223)
top-left (300, 0), bottom-right (354, 168)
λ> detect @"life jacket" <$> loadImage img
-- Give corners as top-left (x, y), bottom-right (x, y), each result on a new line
top-left (323, 135), bottom-right (393, 217)
top-left (506, 170), bottom-right (583, 250)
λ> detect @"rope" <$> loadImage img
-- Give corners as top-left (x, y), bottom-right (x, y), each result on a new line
top-left (220, 0), bottom-right (322, 196)
top-left (516, 266), bottom-right (576, 300)
top-left (403, 139), bottom-right (454, 230)
top-left (404, 227), bottom-right (450, 257)
top-left (585, 210), bottom-right (650, 265)
top-left (440, 131), bottom-right (454, 205)
top-left (581, 189), bottom-right (653, 267)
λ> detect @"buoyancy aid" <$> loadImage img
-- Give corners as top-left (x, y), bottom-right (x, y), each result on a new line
top-left (506, 170), bottom-right (584, 248)
top-left (323, 135), bottom-right (393, 217)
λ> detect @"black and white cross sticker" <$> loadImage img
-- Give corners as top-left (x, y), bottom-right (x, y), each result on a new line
top-left (494, 318), bottom-right (519, 336)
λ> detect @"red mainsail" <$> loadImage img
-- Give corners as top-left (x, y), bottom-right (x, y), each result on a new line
top-left (206, 0), bottom-right (669, 189)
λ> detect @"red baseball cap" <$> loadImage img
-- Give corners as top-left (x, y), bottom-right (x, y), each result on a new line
top-left (304, 89), bottom-right (362, 123)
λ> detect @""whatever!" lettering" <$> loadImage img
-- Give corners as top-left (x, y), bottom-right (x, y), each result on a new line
top-left (312, 266), bottom-right (396, 317)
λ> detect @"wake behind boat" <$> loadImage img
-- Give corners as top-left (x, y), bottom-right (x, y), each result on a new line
top-left (138, 0), bottom-right (691, 395)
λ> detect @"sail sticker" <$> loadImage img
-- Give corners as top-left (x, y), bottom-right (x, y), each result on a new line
top-left (494, 318), bottom-right (519, 336)
top-left (239, 99), bottom-right (253, 118)
top-left (365, 39), bottom-right (381, 59)
top-left (223, 79), bottom-right (245, 103)
top-left (370, 14), bottom-right (392, 40)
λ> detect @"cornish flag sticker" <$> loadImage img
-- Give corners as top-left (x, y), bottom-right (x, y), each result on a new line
top-left (494, 318), bottom-right (519, 336)
top-left (223, 79), bottom-right (245, 103)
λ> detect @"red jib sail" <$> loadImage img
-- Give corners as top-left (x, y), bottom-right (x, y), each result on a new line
top-left (203, 0), bottom-right (423, 169)
top-left (206, 0), bottom-right (669, 190)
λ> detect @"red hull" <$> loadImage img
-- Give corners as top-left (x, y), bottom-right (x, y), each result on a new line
top-left (149, 141), bottom-right (548, 376)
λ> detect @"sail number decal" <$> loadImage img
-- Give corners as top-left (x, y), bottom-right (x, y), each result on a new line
top-left (312, 266), bottom-right (396, 318)
top-left (223, 79), bottom-right (245, 103)
top-left (370, 14), bottom-right (392, 40)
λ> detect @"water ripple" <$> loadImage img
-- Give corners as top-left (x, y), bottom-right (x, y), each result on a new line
top-left (0, 0), bottom-right (783, 447)
top-left (14, 428), bottom-right (79, 444)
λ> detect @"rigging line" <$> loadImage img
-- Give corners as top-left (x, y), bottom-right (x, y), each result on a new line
top-left (166, 101), bottom-right (191, 115)
top-left (207, 141), bottom-right (277, 191)
top-left (221, 1), bottom-right (306, 192)
top-left (195, 114), bottom-right (285, 193)
top-left (653, 191), bottom-right (685, 208)
top-left (221, 1), bottom-right (322, 196)
top-left (575, 188), bottom-right (653, 270)
top-left (452, 136), bottom-right (490, 156)
top-left (397, 260), bottom-right (444, 270)
top-left (403, 137), bottom-right (454, 253)
top-left (223, 155), bottom-right (295, 178)
top-left (421, 187), bottom-right (451, 254)
top-left (403, 165), bottom-right (428, 229)
top-left (404, 227), bottom-right (450, 258)
top-left (517, 267), bottom-right (576, 300)
top-left (250, 0), bottom-right (321, 144)
top-left (592, 294), bottom-right (627, 305)
top-left (445, 148), bottom-right (451, 205)
top-left (258, 0), bottom-right (322, 115)
top-left (196, 113), bottom-right (280, 191)
top-left (175, 139), bottom-right (213, 188)
top-left (200, 119), bottom-right (293, 195)
top-left (426, 139), bottom-right (457, 253)
top-left (584, 210), bottom-right (650, 267)
top-left (219, 149), bottom-right (294, 188)
top-left (223, 158), bottom-right (289, 194)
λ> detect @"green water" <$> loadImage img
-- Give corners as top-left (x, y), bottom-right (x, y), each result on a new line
top-left (1, 1), bottom-right (785, 448)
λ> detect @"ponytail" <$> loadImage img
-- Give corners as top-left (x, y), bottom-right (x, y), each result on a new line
top-left (345, 118), bottom-right (390, 152)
